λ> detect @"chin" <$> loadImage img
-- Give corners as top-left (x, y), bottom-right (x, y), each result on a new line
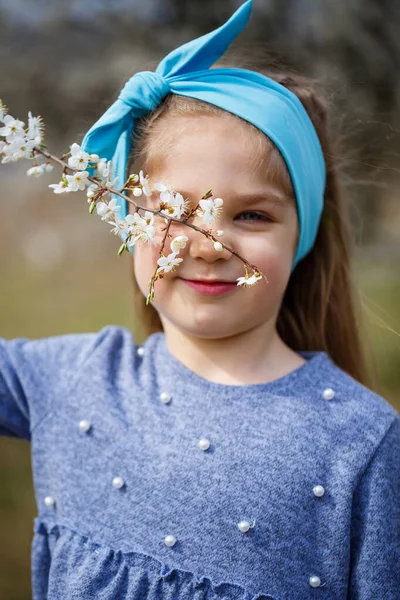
top-left (167, 313), bottom-right (250, 339)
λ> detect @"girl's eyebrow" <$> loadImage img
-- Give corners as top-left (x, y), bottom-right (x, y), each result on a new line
top-left (231, 192), bottom-right (287, 206)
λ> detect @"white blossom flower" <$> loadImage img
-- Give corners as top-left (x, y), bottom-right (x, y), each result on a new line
top-left (142, 210), bottom-right (155, 225)
top-left (96, 198), bottom-right (120, 222)
top-left (109, 216), bottom-right (131, 236)
top-left (27, 164), bottom-right (46, 177)
top-left (26, 112), bottom-right (44, 144)
top-left (68, 143), bottom-right (90, 170)
top-left (173, 192), bottom-right (192, 217)
top-left (237, 272), bottom-right (263, 286)
top-left (157, 252), bottom-right (183, 273)
top-left (126, 234), bottom-right (140, 248)
top-left (125, 211), bottom-right (146, 230)
top-left (124, 211), bottom-right (155, 247)
top-left (153, 181), bottom-right (175, 204)
top-left (135, 211), bottom-right (158, 246)
top-left (0, 115), bottom-right (26, 143)
top-left (135, 225), bottom-right (157, 246)
top-left (96, 158), bottom-right (112, 179)
top-left (159, 191), bottom-right (191, 220)
top-left (49, 179), bottom-right (72, 194)
top-left (7, 136), bottom-right (35, 161)
top-left (43, 162), bottom-right (54, 172)
top-left (196, 197), bottom-right (223, 225)
top-left (65, 170), bottom-right (90, 191)
top-left (139, 170), bottom-right (152, 196)
top-left (0, 143), bottom-right (21, 163)
top-left (171, 235), bottom-right (188, 253)
top-left (0, 141), bottom-right (12, 163)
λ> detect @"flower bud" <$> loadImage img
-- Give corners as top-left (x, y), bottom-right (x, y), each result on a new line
top-left (128, 174), bottom-right (139, 183)
top-left (89, 201), bottom-right (96, 214)
top-left (213, 241), bottom-right (223, 252)
top-left (216, 230), bottom-right (224, 237)
top-left (118, 243), bottom-right (127, 257)
top-left (133, 187), bottom-right (142, 197)
top-left (89, 154), bottom-right (99, 163)
top-left (26, 165), bottom-right (44, 177)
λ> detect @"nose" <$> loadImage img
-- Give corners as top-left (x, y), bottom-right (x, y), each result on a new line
top-left (185, 215), bottom-right (231, 263)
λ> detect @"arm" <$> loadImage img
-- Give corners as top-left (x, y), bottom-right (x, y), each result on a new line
top-left (0, 338), bottom-right (32, 439)
top-left (0, 328), bottom-right (114, 440)
top-left (348, 414), bottom-right (400, 599)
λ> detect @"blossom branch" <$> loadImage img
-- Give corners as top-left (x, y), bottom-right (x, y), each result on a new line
top-left (0, 99), bottom-right (266, 302)
top-left (33, 146), bottom-right (265, 285)
top-left (146, 219), bottom-right (173, 305)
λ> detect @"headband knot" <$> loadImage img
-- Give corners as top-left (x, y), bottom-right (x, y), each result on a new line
top-left (81, 0), bottom-right (326, 270)
top-left (118, 72), bottom-right (170, 116)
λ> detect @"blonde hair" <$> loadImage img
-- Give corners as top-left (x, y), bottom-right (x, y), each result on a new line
top-left (127, 54), bottom-right (376, 389)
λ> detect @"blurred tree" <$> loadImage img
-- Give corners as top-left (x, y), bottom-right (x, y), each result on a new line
top-left (1, 0), bottom-right (400, 244)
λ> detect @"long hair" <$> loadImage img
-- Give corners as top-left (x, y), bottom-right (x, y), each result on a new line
top-left (126, 51), bottom-right (376, 390)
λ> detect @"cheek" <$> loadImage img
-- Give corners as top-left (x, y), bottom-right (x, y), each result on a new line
top-left (133, 244), bottom-right (157, 296)
top-left (234, 232), bottom-right (281, 266)
top-left (234, 227), bottom-right (295, 286)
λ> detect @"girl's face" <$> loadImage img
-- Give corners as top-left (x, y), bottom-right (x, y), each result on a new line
top-left (132, 116), bottom-right (299, 341)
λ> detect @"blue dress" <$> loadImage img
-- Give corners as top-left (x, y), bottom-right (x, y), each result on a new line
top-left (1, 325), bottom-right (399, 599)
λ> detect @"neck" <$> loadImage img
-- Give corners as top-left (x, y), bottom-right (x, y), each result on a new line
top-left (160, 319), bottom-right (305, 386)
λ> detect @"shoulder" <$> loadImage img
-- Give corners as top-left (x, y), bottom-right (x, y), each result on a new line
top-left (312, 351), bottom-right (399, 467)
top-left (1, 324), bottom-right (132, 365)
top-left (319, 352), bottom-right (398, 421)
top-left (32, 324), bottom-right (132, 361)
top-left (31, 324), bottom-right (138, 382)
top-left (0, 325), bottom-right (136, 432)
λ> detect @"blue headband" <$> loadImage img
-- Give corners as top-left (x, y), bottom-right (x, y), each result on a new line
top-left (81, 0), bottom-right (326, 270)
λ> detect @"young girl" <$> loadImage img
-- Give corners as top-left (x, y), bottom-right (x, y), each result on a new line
top-left (1, 1), bottom-right (399, 599)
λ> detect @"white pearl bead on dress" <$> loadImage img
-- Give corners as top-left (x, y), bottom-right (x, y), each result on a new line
top-left (198, 438), bottom-right (210, 451)
top-left (79, 419), bottom-right (91, 433)
top-left (112, 476), bottom-right (125, 489)
top-left (322, 388), bottom-right (335, 400)
top-left (164, 535), bottom-right (177, 547)
top-left (313, 485), bottom-right (325, 497)
top-left (137, 347), bottom-right (145, 357)
top-left (238, 520), bottom-right (251, 533)
top-left (44, 496), bottom-right (55, 507)
top-left (160, 392), bottom-right (171, 404)
top-left (309, 575), bottom-right (321, 587)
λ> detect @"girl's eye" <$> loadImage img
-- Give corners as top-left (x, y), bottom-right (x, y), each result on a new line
top-left (236, 211), bottom-right (272, 222)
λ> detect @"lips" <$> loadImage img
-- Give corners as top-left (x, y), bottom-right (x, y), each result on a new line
top-left (180, 278), bottom-right (234, 283)
top-left (179, 278), bottom-right (237, 296)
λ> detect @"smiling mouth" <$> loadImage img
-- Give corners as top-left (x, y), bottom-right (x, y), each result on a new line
top-left (179, 278), bottom-right (237, 296)
top-left (179, 277), bottom-right (235, 283)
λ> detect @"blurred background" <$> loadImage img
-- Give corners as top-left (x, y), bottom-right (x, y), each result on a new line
top-left (0, 0), bottom-right (399, 597)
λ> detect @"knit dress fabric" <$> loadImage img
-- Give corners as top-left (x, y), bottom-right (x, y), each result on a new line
top-left (0, 324), bottom-right (399, 599)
